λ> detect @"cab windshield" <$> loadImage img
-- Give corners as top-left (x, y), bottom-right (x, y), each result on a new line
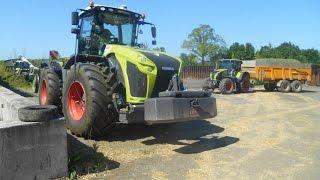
top-left (219, 61), bottom-right (234, 70)
top-left (218, 60), bottom-right (242, 71)
top-left (95, 12), bottom-right (137, 46)
top-left (78, 11), bottom-right (139, 55)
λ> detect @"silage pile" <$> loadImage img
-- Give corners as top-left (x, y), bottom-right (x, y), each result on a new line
top-left (244, 59), bottom-right (312, 68)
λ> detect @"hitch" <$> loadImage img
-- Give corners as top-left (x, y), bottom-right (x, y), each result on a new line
top-left (190, 99), bottom-right (200, 107)
top-left (167, 74), bottom-right (184, 91)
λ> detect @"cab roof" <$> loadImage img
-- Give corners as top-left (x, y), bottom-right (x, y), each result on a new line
top-left (80, 5), bottom-right (143, 19)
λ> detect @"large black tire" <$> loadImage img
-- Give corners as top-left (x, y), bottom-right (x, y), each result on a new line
top-left (18, 105), bottom-right (58, 122)
top-left (291, 80), bottom-right (302, 93)
top-left (279, 80), bottom-right (291, 93)
top-left (264, 83), bottom-right (277, 91)
top-left (202, 78), bottom-right (214, 91)
top-left (62, 63), bottom-right (118, 138)
top-left (39, 69), bottom-right (62, 110)
top-left (240, 74), bottom-right (250, 93)
top-left (219, 78), bottom-right (234, 94)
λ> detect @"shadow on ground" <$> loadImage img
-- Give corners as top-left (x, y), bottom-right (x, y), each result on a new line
top-left (67, 134), bottom-right (120, 175)
top-left (254, 89), bottom-right (317, 93)
top-left (101, 120), bottom-right (239, 154)
top-left (174, 136), bottom-right (239, 154)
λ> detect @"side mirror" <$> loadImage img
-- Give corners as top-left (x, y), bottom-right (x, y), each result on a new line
top-left (151, 26), bottom-right (157, 38)
top-left (152, 40), bottom-right (157, 45)
top-left (71, 27), bottom-right (80, 34)
top-left (72, 12), bottom-right (79, 25)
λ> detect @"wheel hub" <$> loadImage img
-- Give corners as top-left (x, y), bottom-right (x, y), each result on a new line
top-left (40, 80), bottom-right (47, 105)
top-left (68, 81), bottom-right (86, 121)
top-left (242, 78), bottom-right (250, 92)
top-left (226, 81), bottom-right (233, 91)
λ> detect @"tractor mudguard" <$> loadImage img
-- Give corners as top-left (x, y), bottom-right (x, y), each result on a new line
top-left (236, 71), bottom-right (250, 81)
top-left (64, 54), bottom-right (106, 69)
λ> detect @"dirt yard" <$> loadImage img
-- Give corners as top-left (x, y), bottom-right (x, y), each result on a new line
top-left (64, 84), bottom-right (319, 179)
top-left (29, 84), bottom-right (320, 179)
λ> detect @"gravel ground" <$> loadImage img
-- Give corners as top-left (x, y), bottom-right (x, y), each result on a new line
top-left (28, 82), bottom-right (320, 179)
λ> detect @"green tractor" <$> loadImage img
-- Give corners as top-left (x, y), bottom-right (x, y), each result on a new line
top-left (4, 57), bottom-right (40, 93)
top-left (202, 59), bottom-right (250, 94)
top-left (38, 3), bottom-right (217, 138)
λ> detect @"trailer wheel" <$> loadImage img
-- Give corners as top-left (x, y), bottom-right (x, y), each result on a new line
top-left (219, 78), bottom-right (234, 94)
top-left (241, 74), bottom-right (250, 93)
top-left (202, 78), bottom-right (214, 91)
top-left (264, 83), bottom-right (277, 91)
top-left (62, 63), bottom-right (118, 138)
top-left (279, 80), bottom-right (291, 93)
top-left (39, 69), bottom-right (62, 110)
top-left (291, 80), bottom-right (302, 93)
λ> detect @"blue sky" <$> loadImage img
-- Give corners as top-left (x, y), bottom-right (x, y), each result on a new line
top-left (0, 0), bottom-right (319, 59)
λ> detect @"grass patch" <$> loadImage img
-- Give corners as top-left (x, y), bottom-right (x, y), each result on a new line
top-left (67, 134), bottom-right (120, 179)
top-left (0, 62), bottom-right (32, 91)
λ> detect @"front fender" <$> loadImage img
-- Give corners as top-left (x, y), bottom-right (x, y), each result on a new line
top-left (236, 71), bottom-right (250, 80)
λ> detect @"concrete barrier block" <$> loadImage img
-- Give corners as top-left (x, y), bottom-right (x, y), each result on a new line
top-left (0, 86), bottom-right (67, 179)
top-left (0, 87), bottom-right (36, 122)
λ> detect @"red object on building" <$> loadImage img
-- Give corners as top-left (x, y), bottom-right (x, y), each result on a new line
top-left (49, 50), bottom-right (60, 60)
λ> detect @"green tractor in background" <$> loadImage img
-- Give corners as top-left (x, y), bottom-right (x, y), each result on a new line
top-left (4, 57), bottom-right (40, 93)
top-left (202, 59), bottom-right (250, 94)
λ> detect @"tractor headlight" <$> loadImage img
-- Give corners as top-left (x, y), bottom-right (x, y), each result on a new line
top-left (138, 55), bottom-right (155, 72)
top-left (139, 55), bottom-right (148, 63)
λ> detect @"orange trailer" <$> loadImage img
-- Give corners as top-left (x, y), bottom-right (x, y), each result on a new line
top-left (242, 60), bottom-right (312, 93)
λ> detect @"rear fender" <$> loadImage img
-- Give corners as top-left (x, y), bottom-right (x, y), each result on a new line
top-left (64, 55), bottom-right (107, 69)
top-left (40, 61), bottom-right (63, 79)
top-left (211, 69), bottom-right (228, 81)
top-left (236, 71), bottom-right (250, 81)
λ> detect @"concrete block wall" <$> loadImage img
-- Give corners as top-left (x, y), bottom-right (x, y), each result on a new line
top-left (0, 87), bottom-right (67, 179)
top-left (0, 87), bottom-right (35, 122)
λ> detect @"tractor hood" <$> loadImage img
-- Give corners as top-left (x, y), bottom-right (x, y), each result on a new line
top-left (103, 45), bottom-right (182, 100)
top-left (138, 50), bottom-right (181, 73)
top-left (103, 45), bottom-right (182, 73)
top-left (210, 69), bottom-right (228, 80)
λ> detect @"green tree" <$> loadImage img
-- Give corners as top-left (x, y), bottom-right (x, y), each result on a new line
top-left (274, 42), bottom-right (300, 59)
top-left (299, 49), bottom-right (320, 64)
top-left (180, 53), bottom-right (198, 66)
top-left (182, 25), bottom-right (226, 65)
top-left (256, 42), bottom-right (320, 64)
top-left (227, 42), bottom-right (255, 60)
top-left (256, 44), bottom-right (275, 58)
top-left (152, 47), bottom-right (166, 52)
top-left (245, 43), bottom-right (255, 60)
top-left (210, 46), bottom-right (228, 64)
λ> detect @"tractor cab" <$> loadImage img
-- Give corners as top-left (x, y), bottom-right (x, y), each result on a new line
top-left (71, 3), bottom-right (157, 56)
top-left (14, 60), bottom-right (30, 73)
top-left (217, 59), bottom-right (242, 76)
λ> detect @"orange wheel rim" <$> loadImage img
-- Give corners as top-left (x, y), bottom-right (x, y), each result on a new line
top-left (68, 81), bottom-right (86, 121)
top-left (40, 80), bottom-right (47, 105)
